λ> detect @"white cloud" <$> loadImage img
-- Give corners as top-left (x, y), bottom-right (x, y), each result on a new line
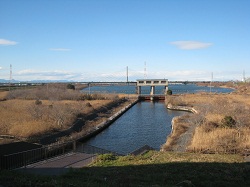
top-left (77, 70), bottom-right (210, 81)
top-left (145, 70), bottom-right (208, 81)
top-left (170, 41), bottom-right (212, 50)
top-left (0, 39), bottom-right (18, 46)
top-left (49, 48), bottom-right (71, 51)
top-left (0, 67), bottom-right (2, 70)
top-left (16, 69), bottom-right (78, 81)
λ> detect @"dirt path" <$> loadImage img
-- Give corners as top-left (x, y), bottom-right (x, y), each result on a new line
top-left (171, 122), bottom-right (199, 152)
top-left (163, 105), bottom-right (199, 152)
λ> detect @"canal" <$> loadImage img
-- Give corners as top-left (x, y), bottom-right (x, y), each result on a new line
top-left (83, 101), bottom-right (186, 155)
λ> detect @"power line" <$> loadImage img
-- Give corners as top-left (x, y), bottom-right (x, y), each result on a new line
top-left (9, 64), bottom-right (12, 83)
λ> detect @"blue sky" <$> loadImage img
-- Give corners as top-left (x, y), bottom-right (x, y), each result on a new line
top-left (1, 0), bottom-right (250, 81)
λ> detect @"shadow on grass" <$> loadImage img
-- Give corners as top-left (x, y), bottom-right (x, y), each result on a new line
top-left (1, 162), bottom-right (249, 187)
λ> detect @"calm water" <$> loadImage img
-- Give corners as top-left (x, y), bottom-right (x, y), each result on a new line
top-left (82, 84), bottom-right (233, 95)
top-left (83, 102), bottom-right (186, 155)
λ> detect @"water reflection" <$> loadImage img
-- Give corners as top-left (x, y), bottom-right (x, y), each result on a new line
top-left (83, 101), bottom-right (186, 155)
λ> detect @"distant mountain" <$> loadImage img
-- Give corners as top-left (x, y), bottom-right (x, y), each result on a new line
top-left (0, 79), bottom-right (73, 83)
top-left (0, 79), bottom-right (17, 83)
top-left (25, 80), bottom-right (72, 83)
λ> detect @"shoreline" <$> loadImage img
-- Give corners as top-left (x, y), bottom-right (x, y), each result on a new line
top-left (161, 103), bottom-right (198, 151)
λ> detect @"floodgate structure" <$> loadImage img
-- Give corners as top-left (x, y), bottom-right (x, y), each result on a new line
top-left (136, 79), bottom-right (169, 101)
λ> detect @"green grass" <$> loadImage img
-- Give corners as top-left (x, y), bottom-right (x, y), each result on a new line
top-left (0, 151), bottom-right (249, 187)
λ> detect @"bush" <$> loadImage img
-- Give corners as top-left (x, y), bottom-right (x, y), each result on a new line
top-left (98, 154), bottom-right (116, 161)
top-left (167, 89), bottom-right (172, 95)
top-left (35, 99), bottom-right (42, 105)
top-left (221, 116), bottom-right (236, 128)
top-left (67, 84), bottom-right (75, 90)
top-left (85, 102), bottom-right (92, 107)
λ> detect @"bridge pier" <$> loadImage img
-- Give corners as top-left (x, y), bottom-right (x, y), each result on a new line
top-left (136, 86), bottom-right (141, 95)
top-left (150, 86), bottom-right (155, 95)
top-left (164, 86), bottom-right (168, 95)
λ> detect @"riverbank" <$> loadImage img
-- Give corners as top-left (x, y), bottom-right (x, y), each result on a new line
top-left (162, 92), bottom-right (250, 154)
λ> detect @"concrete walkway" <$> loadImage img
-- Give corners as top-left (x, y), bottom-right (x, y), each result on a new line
top-left (18, 152), bottom-right (96, 175)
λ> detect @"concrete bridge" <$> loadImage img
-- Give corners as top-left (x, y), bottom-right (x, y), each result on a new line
top-left (136, 79), bottom-right (168, 100)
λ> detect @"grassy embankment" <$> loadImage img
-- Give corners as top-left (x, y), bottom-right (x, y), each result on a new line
top-left (162, 82), bottom-right (250, 154)
top-left (0, 151), bottom-right (249, 186)
top-left (0, 84), bottom-right (130, 144)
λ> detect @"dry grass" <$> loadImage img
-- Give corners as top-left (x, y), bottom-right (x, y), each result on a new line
top-left (188, 127), bottom-right (250, 153)
top-left (0, 99), bottom-right (111, 138)
top-left (163, 86), bottom-right (250, 153)
top-left (66, 99), bottom-right (134, 142)
top-left (0, 91), bottom-right (8, 99)
top-left (205, 113), bottom-right (224, 123)
top-left (0, 85), bottom-right (128, 143)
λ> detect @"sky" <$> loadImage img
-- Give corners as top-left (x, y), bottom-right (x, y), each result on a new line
top-left (1, 0), bottom-right (250, 82)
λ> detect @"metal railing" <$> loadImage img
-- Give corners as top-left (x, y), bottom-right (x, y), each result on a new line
top-left (0, 141), bottom-right (124, 170)
top-left (0, 141), bottom-right (76, 170)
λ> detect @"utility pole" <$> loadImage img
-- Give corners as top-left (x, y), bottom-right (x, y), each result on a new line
top-left (9, 64), bottom-right (12, 91)
top-left (126, 66), bottom-right (128, 83)
top-left (243, 70), bottom-right (246, 82)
